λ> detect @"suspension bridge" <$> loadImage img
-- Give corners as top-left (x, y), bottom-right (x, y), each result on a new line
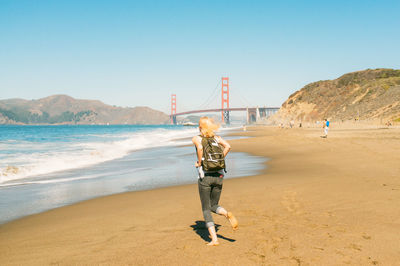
top-left (170, 77), bottom-right (280, 125)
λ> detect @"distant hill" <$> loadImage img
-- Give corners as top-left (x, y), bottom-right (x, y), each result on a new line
top-left (271, 68), bottom-right (400, 123)
top-left (0, 95), bottom-right (170, 125)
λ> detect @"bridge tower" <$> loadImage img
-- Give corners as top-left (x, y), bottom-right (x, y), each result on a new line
top-left (171, 94), bottom-right (177, 124)
top-left (221, 77), bottom-right (230, 124)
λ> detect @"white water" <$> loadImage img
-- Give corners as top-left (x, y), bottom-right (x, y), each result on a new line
top-left (0, 127), bottom-right (199, 185)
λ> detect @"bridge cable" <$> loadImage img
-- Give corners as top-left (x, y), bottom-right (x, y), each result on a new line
top-left (196, 80), bottom-right (221, 110)
top-left (230, 87), bottom-right (253, 108)
top-left (196, 79), bottom-right (222, 110)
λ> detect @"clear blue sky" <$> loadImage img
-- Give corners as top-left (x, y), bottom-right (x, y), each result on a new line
top-left (1, 0), bottom-right (399, 114)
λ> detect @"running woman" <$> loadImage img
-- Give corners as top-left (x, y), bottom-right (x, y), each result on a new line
top-left (192, 117), bottom-right (238, 246)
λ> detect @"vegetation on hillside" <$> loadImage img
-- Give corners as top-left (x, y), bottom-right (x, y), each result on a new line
top-left (275, 69), bottom-right (400, 122)
top-left (0, 108), bottom-right (96, 124)
top-left (0, 95), bottom-right (169, 125)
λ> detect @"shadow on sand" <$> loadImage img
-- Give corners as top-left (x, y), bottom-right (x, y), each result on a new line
top-left (190, 221), bottom-right (236, 243)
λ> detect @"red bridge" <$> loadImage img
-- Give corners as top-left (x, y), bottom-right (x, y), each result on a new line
top-left (170, 77), bottom-right (279, 125)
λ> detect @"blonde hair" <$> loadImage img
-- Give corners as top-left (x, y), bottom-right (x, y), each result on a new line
top-left (199, 117), bottom-right (220, 137)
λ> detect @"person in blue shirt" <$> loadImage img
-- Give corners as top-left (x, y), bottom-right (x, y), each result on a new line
top-left (323, 119), bottom-right (330, 138)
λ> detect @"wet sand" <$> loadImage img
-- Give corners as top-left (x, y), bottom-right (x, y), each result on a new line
top-left (1, 126), bottom-right (400, 265)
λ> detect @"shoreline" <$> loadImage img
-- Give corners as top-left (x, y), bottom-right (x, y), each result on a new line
top-left (0, 128), bottom-right (264, 225)
top-left (1, 126), bottom-right (399, 265)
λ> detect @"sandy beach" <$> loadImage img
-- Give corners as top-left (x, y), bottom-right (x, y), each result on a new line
top-left (1, 126), bottom-right (399, 265)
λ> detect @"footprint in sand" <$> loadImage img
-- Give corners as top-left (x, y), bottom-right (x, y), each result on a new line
top-left (362, 233), bottom-right (372, 240)
top-left (348, 243), bottom-right (362, 251)
top-left (325, 211), bottom-right (336, 217)
top-left (281, 191), bottom-right (303, 215)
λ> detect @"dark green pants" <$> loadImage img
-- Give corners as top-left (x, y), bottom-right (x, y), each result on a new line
top-left (198, 175), bottom-right (223, 228)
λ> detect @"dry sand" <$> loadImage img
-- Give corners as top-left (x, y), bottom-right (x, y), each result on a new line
top-left (1, 126), bottom-right (399, 265)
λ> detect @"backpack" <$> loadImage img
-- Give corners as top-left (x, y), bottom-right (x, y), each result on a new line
top-left (201, 136), bottom-right (226, 172)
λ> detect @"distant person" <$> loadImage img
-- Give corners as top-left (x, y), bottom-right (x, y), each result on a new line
top-left (290, 120), bottom-right (294, 128)
top-left (323, 118), bottom-right (330, 138)
top-left (192, 117), bottom-right (238, 246)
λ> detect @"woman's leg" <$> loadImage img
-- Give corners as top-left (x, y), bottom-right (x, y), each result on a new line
top-left (198, 178), bottom-right (219, 245)
top-left (216, 206), bottom-right (228, 217)
top-left (210, 178), bottom-right (238, 230)
top-left (210, 180), bottom-right (223, 214)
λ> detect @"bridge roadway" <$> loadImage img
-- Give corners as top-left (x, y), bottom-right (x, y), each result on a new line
top-left (171, 107), bottom-right (280, 124)
top-left (174, 107), bottom-right (247, 116)
top-left (173, 107), bottom-right (280, 116)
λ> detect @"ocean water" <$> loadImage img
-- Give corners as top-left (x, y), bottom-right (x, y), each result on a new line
top-left (0, 125), bottom-right (266, 224)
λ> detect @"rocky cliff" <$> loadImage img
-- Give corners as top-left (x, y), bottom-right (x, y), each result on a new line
top-left (272, 69), bottom-right (400, 123)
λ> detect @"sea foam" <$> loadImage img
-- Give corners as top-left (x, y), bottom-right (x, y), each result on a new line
top-left (0, 127), bottom-right (198, 185)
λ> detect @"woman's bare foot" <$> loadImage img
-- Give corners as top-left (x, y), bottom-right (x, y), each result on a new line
top-left (206, 240), bottom-right (220, 246)
top-left (227, 212), bottom-right (238, 230)
top-left (206, 225), bottom-right (219, 246)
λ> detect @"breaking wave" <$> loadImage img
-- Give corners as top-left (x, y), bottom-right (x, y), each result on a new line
top-left (0, 127), bottom-right (198, 185)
